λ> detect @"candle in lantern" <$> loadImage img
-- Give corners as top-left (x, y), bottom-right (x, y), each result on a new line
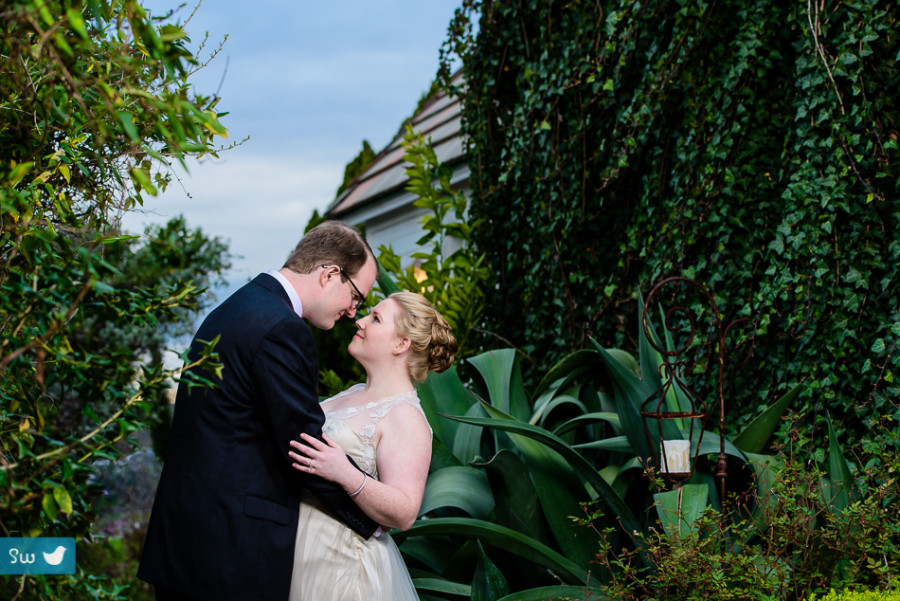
top-left (660, 439), bottom-right (691, 474)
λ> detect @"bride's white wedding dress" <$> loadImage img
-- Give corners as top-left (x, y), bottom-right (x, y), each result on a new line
top-left (288, 384), bottom-right (424, 601)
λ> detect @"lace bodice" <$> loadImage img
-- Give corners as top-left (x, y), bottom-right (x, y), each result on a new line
top-left (321, 384), bottom-right (428, 477)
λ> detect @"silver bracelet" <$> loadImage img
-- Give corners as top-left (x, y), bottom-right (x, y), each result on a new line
top-left (348, 473), bottom-right (367, 497)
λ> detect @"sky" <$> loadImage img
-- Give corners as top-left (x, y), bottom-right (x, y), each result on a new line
top-left (122, 0), bottom-right (462, 292)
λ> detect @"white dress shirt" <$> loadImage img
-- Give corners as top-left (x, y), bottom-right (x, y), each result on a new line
top-left (267, 270), bottom-right (303, 318)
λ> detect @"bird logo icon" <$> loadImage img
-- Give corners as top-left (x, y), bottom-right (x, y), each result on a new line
top-left (42, 546), bottom-right (67, 566)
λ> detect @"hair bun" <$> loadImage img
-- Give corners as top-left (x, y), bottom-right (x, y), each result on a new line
top-left (389, 291), bottom-right (458, 381)
top-left (427, 318), bottom-right (458, 373)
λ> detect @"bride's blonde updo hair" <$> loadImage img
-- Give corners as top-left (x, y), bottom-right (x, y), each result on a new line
top-left (390, 292), bottom-right (457, 382)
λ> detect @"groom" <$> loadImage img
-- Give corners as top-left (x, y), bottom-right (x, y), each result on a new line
top-left (139, 221), bottom-right (379, 601)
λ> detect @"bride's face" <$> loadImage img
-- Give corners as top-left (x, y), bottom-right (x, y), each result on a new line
top-left (348, 298), bottom-right (404, 363)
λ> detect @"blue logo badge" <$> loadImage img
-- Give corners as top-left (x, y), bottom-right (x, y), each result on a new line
top-left (0, 538), bottom-right (75, 575)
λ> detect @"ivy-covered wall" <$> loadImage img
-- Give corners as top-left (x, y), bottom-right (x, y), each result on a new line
top-left (443, 0), bottom-right (899, 440)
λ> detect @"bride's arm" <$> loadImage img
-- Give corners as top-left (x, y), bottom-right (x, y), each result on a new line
top-left (289, 403), bottom-right (431, 531)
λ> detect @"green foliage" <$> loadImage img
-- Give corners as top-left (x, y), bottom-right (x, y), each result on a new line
top-left (0, 1), bottom-right (230, 597)
top-left (750, 419), bottom-right (900, 596)
top-left (396, 309), bottom-right (781, 596)
top-left (599, 461), bottom-right (899, 601)
top-left (378, 126), bottom-right (493, 357)
top-left (336, 139), bottom-right (376, 197)
top-left (0, 215), bottom-right (229, 599)
top-left (589, 416), bottom-right (900, 601)
top-left (379, 261), bottom-right (897, 598)
top-left (809, 590), bottom-right (900, 601)
top-left (443, 0), bottom-right (900, 443)
top-left (594, 512), bottom-right (792, 601)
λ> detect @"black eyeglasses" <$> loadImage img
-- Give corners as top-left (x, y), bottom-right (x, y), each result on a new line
top-left (323, 265), bottom-right (365, 311)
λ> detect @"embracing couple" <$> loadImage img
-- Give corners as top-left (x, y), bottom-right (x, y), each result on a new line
top-left (138, 221), bottom-right (457, 600)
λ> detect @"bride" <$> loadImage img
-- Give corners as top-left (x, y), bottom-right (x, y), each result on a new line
top-left (287, 291), bottom-right (456, 600)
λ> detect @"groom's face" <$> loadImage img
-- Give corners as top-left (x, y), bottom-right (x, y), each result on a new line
top-left (308, 259), bottom-right (377, 330)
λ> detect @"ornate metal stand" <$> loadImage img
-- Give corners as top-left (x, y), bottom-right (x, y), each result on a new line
top-left (640, 277), bottom-right (751, 505)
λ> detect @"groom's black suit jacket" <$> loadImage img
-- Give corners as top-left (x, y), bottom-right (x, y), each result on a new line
top-left (138, 274), bottom-right (377, 601)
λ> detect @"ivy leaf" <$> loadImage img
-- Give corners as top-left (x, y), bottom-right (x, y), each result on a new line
top-left (42, 492), bottom-right (59, 522)
top-left (53, 486), bottom-right (73, 515)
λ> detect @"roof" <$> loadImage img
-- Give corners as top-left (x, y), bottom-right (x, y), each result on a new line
top-left (325, 70), bottom-right (466, 219)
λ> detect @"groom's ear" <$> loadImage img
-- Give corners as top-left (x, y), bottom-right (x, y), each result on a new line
top-left (319, 265), bottom-right (338, 287)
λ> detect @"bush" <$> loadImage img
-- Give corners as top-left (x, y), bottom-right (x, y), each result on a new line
top-left (592, 418), bottom-right (900, 601)
top-left (443, 0), bottom-right (900, 448)
top-left (809, 590), bottom-right (900, 601)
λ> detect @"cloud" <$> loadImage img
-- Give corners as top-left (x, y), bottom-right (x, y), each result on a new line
top-left (122, 153), bottom-right (346, 279)
top-left (129, 0), bottom-right (461, 294)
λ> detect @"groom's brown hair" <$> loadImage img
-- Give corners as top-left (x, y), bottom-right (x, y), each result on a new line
top-left (283, 220), bottom-right (375, 277)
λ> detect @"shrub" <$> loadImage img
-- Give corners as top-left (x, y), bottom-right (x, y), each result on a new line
top-left (592, 418), bottom-right (900, 601)
top-left (442, 0), bottom-right (900, 448)
top-left (808, 590), bottom-right (900, 601)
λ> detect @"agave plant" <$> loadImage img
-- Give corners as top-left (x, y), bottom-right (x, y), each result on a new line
top-left (384, 279), bottom-right (800, 600)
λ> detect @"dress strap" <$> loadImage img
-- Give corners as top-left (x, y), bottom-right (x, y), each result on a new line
top-left (323, 389), bottom-right (432, 447)
top-left (356, 393), bottom-right (429, 441)
top-left (321, 383), bottom-right (365, 406)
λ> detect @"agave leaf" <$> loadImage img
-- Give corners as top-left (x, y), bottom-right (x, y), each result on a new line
top-left (452, 402), bottom-right (488, 464)
top-left (659, 302), bottom-right (698, 423)
top-left (476, 450), bottom-right (548, 541)
top-left (529, 386), bottom-right (559, 425)
top-left (496, 586), bottom-right (604, 601)
top-left (638, 291), bottom-right (664, 397)
top-left (422, 466), bottom-right (494, 518)
top-left (604, 347), bottom-right (641, 376)
top-left (732, 384), bottom-right (802, 454)
top-left (412, 578), bottom-right (471, 597)
top-left (533, 349), bottom-right (604, 399)
top-left (469, 349), bottom-right (530, 421)
top-left (690, 470), bottom-right (721, 511)
top-left (399, 536), bottom-right (458, 575)
top-left (418, 366), bottom-right (474, 449)
top-left (395, 517), bottom-right (590, 585)
top-left (554, 412), bottom-right (622, 437)
top-left (471, 542), bottom-right (511, 601)
top-left (599, 464), bottom-right (620, 486)
top-left (591, 340), bottom-right (683, 465)
top-left (695, 430), bottom-right (747, 462)
top-left (444, 412), bottom-right (642, 537)
top-left (819, 477), bottom-right (838, 510)
top-left (574, 435), bottom-right (634, 454)
top-left (579, 382), bottom-right (606, 414)
top-left (536, 395), bottom-right (588, 428)
top-left (739, 452), bottom-right (784, 530)
top-left (474, 404), bottom-right (598, 565)
top-left (430, 437), bottom-right (463, 471)
top-left (608, 457), bottom-right (648, 502)
top-left (824, 414), bottom-right (858, 511)
top-left (654, 484), bottom-right (709, 537)
top-left (597, 464), bottom-right (629, 502)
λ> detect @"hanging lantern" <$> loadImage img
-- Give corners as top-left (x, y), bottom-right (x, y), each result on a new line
top-left (640, 367), bottom-right (708, 486)
top-left (639, 278), bottom-right (712, 487)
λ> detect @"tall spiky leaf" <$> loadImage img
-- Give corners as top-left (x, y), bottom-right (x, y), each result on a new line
top-left (731, 385), bottom-right (801, 454)
top-left (395, 517), bottom-right (590, 585)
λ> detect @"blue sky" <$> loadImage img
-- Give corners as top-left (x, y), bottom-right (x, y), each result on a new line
top-left (122, 1), bottom-right (461, 287)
